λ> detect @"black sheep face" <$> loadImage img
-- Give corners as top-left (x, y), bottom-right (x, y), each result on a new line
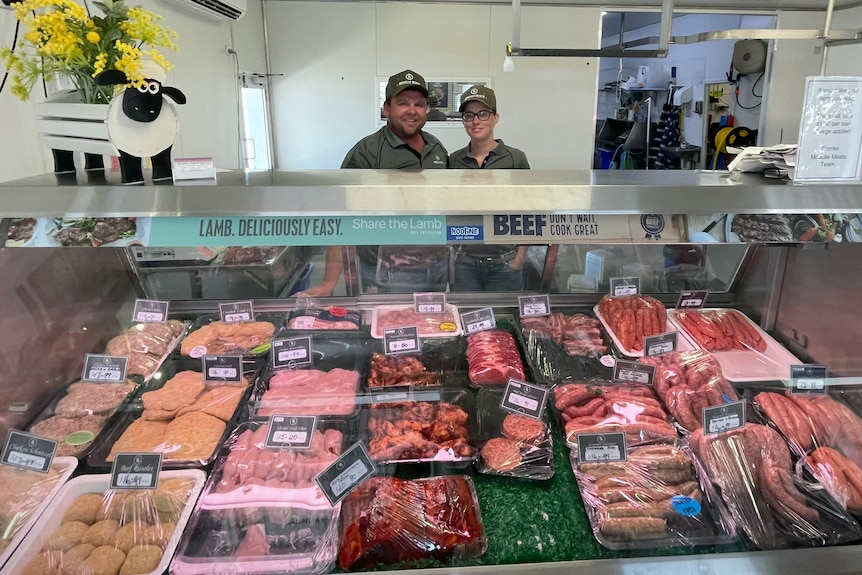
top-left (122, 80), bottom-right (163, 123)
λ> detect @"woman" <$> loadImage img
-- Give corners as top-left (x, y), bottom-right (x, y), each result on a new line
top-left (449, 85), bottom-right (530, 291)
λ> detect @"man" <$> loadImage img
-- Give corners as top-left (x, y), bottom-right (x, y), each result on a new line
top-left (449, 85), bottom-right (530, 292)
top-left (303, 70), bottom-right (449, 296)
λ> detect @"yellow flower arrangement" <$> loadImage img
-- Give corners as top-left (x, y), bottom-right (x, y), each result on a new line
top-left (1, 0), bottom-right (178, 104)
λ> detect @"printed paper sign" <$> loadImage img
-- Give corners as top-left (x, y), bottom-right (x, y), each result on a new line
top-left (796, 77), bottom-right (862, 181)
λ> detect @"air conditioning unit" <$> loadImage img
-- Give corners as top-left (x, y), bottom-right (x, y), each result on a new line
top-left (159, 0), bottom-right (246, 21)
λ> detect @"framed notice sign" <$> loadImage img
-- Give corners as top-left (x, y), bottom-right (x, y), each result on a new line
top-left (796, 77), bottom-right (862, 182)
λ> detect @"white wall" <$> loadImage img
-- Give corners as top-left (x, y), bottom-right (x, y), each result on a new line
top-left (0, 0), bottom-right (263, 183)
top-left (266, 1), bottom-right (602, 170)
top-left (823, 7), bottom-right (862, 76)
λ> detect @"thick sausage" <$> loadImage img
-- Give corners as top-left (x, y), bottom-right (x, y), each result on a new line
top-left (599, 516), bottom-right (667, 539)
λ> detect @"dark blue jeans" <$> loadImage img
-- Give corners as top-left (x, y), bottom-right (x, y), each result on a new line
top-left (452, 261), bottom-right (523, 292)
top-left (360, 257), bottom-right (449, 294)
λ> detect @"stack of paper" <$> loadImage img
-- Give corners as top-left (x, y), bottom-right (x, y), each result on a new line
top-left (726, 144), bottom-right (797, 178)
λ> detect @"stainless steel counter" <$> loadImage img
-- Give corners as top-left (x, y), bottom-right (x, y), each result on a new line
top-left (2, 170), bottom-right (862, 217)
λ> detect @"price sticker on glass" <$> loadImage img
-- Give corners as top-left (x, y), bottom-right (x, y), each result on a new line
top-left (790, 364), bottom-right (828, 395)
top-left (219, 300), bottom-right (254, 323)
top-left (203, 355), bottom-right (243, 383)
top-left (414, 292), bottom-right (446, 314)
top-left (577, 432), bottom-right (627, 463)
top-left (315, 442), bottom-right (377, 506)
top-left (82, 354), bottom-right (129, 383)
top-left (272, 337), bottom-right (313, 369)
top-left (132, 299), bottom-right (169, 323)
top-left (610, 276), bottom-right (640, 298)
top-left (612, 360), bottom-right (655, 386)
top-left (383, 326), bottom-right (420, 355)
top-left (501, 378), bottom-right (549, 420)
top-left (110, 453), bottom-right (162, 490)
top-left (1, 431), bottom-right (57, 473)
top-left (703, 401), bottom-right (745, 435)
top-left (518, 294), bottom-right (551, 318)
top-left (461, 307), bottom-right (496, 334)
top-left (266, 415), bottom-right (318, 449)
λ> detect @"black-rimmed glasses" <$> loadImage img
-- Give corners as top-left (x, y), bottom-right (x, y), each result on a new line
top-left (462, 110), bottom-right (493, 122)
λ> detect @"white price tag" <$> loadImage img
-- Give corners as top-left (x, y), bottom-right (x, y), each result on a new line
top-left (708, 414), bottom-right (741, 434)
top-left (273, 431), bottom-right (308, 444)
top-left (208, 367), bottom-right (237, 379)
top-left (224, 312), bottom-right (251, 323)
top-left (796, 378), bottom-right (825, 391)
top-left (330, 459), bottom-right (369, 497)
top-left (7, 451), bottom-right (46, 471)
top-left (508, 393), bottom-right (539, 412)
top-left (136, 312), bottom-right (164, 322)
top-left (278, 348), bottom-right (308, 362)
top-left (467, 319), bottom-right (493, 333)
top-left (388, 339), bottom-right (417, 353)
top-left (584, 444), bottom-right (622, 462)
top-left (115, 473), bottom-right (155, 488)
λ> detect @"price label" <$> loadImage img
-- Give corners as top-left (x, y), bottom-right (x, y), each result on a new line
top-left (577, 432), bottom-right (627, 463)
top-left (82, 354), bottom-right (128, 383)
top-left (518, 295), bottom-right (551, 318)
top-left (676, 290), bottom-right (709, 309)
top-left (644, 332), bottom-right (678, 357)
top-left (266, 415), bottom-right (317, 449)
top-left (272, 337), bottom-right (313, 369)
top-left (219, 300), bottom-right (254, 323)
top-left (414, 292), bottom-right (446, 314)
top-left (790, 364), bottom-right (828, 395)
top-left (501, 379), bottom-right (549, 420)
top-left (613, 360), bottom-right (655, 386)
top-left (610, 277), bottom-right (640, 298)
top-left (383, 326), bottom-right (420, 356)
top-left (132, 299), bottom-right (170, 323)
top-left (461, 308), bottom-right (496, 334)
top-left (703, 401), bottom-right (745, 435)
top-left (203, 355), bottom-right (243, 383)
top-left (110, 453), bottom-right (162, 490)
top-left (315, 442), bottom-right (377, 506)
top-left (1, 431), bottom-right (56, 473)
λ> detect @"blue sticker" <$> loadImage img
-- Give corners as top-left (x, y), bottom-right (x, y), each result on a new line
top-left (670, 495), bottom-right (701, 517)
top-left (447, 225), bottom-right (483, 241)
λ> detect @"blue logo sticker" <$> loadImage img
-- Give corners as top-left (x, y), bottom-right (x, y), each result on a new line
top-left (641, 214), bottom-right (665, 239)
top-left (670, 495), bottom-right (702, 517)
top-left (447, 225), bottom-right (483, 241)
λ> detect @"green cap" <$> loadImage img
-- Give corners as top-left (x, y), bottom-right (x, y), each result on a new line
top-left (459, 85), bottom-right (497, 112)
top-left (386, 70), bottom-right (428, 100)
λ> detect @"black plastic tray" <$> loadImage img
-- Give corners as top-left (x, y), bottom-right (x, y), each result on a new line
top-left (461, 314), bottom-right (532, 388)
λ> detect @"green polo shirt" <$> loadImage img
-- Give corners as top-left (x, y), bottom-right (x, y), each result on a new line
top-left (341, 126), bottom-right (448, 169)
top-left (448, 139), bottom-right (530, 169)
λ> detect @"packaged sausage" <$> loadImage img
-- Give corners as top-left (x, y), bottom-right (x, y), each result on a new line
top-left (594, 294), bottom-right (671, 357)
top-left (87, 362), bottom-right (254, 470)
top-left (517, 310), bottom-right (612, 385)
top-left (689, 423), bottom-right (861, 549)
top-left (570, 443), bottom-right (736, 550)
top-left (4, 469), bottom-right (205, 575)
top-left (639, 350), bottom-right (739, 433)
top-left (475, 387), bottom-right (554, 480)
top-left (172, 505), bottom-right (340, 575)
top-left (466, 329), bottom-right (526, 386)
top-left (667, 308), bottom-right (800, 382)
top-left (552, 381), bottom-right (678, 448)
top-left (337, 475), bottom-right (487, 570)
top-left (0, 457), bottom-right (77, 570)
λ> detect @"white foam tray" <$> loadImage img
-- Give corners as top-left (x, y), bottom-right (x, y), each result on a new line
top-left (667, 308), bottom-right (800, 382)
top-left (370, 303), bottom-right (462, 339)
top-left (4, 468), bottom-right (205, 575)
top-left (0, 456), bottom-right (78, 571)
top-left (594, 304), bottom-right (694, 358)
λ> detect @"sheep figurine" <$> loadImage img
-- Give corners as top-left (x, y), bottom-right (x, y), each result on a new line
top-left (96, 60), bottom-right (186, 184)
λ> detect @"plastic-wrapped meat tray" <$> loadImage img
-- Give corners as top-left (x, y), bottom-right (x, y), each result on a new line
top-left (251, 336), bottom-right (370, 419)
top-left (475, 387), bottom-right (554, 480)
top-left (285, 306), bottom-right (364, 331)
top-left (200, 418), bottom-right (353, 511)
top-left (371, 304), bottom-right (462, 338)
top-left (86, 360), bottom-right (256, 469)
top-left (464, 318), bottom-right (527, 386)
top-left (4, 469), bottom-right (206, 575)
top-left (179, 312), bottom-right (285, 359)
top-left (27, 379), bottom-right (140, 459)
top-left (105, 320), bottom-right (188, 381)
top-left (362, 387), bottom-right (478, 466)
top-left (172, 504), bottom-right (340, 575)
top-left (366, 337), bottom-right (465, 388)
top-left (337, 475), bottom-right (487, 570)
top-left (515, 308), bottom-right (613, 385)
top-left (594, 295), bottom-right (694, 358)
top-left (667, 308), bottom-right (800, 382)
top-left (569, 443), bottom-right (737, 550)
top-left (689, 422), bottom-right (862, 549)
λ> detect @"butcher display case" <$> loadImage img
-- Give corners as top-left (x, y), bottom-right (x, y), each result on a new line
top-left (2, 169), bottom-right (862, 575)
